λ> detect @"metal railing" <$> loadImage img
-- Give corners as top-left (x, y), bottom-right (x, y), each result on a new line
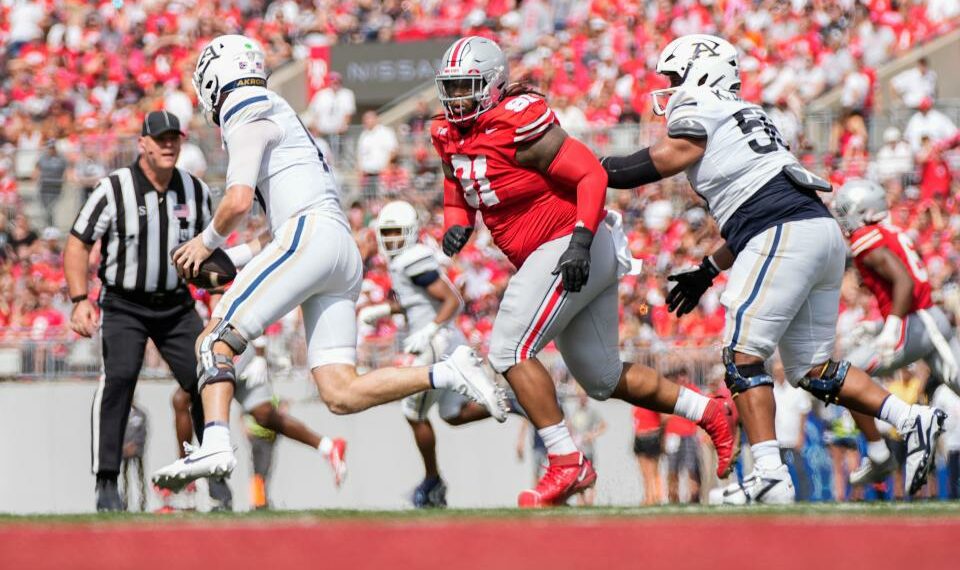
top-left (0, 330), bottom-right (723, 386)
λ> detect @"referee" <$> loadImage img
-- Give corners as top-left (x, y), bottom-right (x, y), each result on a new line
top-left (64, 111), bottom-right (213, 512)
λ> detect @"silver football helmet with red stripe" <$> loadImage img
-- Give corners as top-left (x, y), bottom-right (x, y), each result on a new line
top-left (832, 178), bottom-right (889, 234)
top-left (435, 36), bottom-right (508, 124)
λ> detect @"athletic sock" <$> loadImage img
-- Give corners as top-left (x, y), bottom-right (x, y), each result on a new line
top-left (538, 421), bottom-right (578, 456)
top-left (318, 436), bottom-right (334, 456)
top-left (751, 440), bottom-right (783, 471)
top-left (429, 361), bottom-right (456, 390)
top-left (878, 395), bottom-right (912, 432)
top-left (673, 387), bottom-right (710, 422)
top-left (866, 439), bottom-right (891, 463)
top-left (202, 422), bottom-right (231, 451)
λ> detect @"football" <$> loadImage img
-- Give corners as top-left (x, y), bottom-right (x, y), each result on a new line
top-left (170, 243), bottom-right (238, 289)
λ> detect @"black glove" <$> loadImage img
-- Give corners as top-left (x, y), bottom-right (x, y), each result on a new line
top-left (442, 225), bottom-right (473, 257)
top-left (666, 256), bottom-right (720, 316)
top-left (552, 227), bottom-right (594, 293)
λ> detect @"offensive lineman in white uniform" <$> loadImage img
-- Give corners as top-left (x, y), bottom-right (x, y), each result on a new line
top-left (153, 36), bottom-right (506, 489)
top-left (361, 201), bottom-right (497, 507)
top-left (601, 34), bottom-right (945, 502)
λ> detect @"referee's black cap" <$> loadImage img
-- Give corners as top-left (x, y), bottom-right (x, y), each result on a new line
top-left (141, 110), bottom-right (186, 137)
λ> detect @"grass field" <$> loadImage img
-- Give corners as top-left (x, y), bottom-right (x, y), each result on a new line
top-left (3, 503), bottom-right (959, 569)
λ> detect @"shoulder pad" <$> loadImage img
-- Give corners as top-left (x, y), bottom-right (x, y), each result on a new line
top-left (393, 244), bottom-right (440, 277)
top-left (220, 86), bottom-right (272, 131)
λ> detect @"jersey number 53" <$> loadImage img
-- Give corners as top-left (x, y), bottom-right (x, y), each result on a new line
top-left (733, 108), bottom-right (788, 154)
top-left (451, 154), bottom-right (500, 208)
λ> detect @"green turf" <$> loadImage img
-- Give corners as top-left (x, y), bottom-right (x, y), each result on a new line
top-left (3, 501), bottom-right (960, 525)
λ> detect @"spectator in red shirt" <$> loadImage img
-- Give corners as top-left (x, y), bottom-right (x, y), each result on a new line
top-left (663, 370), bottom-right (702, 504)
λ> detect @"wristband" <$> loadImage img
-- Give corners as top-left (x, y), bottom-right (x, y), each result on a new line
top-left (201, 223), bottom-right (227, 250)
top-left (71, 294), bottom-right (88, 304)
top-left (225, 243), bottom-right (254, 268)
top-left (704, 255), bottom-right (721, 276)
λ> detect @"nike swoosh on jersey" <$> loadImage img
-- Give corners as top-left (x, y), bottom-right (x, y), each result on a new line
top-left (485, 128), bottom-right (498, 135)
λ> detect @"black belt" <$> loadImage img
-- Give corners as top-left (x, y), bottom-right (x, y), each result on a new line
top-left (104, 286), bottom-right (191, 308)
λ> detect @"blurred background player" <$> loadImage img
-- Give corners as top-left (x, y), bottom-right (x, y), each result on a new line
top-left (361, 200), bottom-right (497, 508)
top-left (119, 402), bottom-right (147, 512)
top-left (832, 179), bottom-right (960, 489)
top-left (155, 35), bottom-right (506, 491)
top-left (566, 388), bottom-right (606, 506)
top-left (772, 361), bottom-right (813, 502)
top-left (662, 369), bottom-right (702, 504)
top-left (166, 301), bottom-right (349, 510)
top-left (632, 406), bottom-right (663, 506)
top-left (601, 33), bottom-right (945, 504)
top-left (433, 35), bottom-right (736, 508)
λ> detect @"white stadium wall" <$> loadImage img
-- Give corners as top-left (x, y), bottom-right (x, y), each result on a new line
top-left (0, 379), bottom-right (655, 513)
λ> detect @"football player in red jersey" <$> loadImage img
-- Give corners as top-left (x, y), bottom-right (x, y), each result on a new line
top-left (431, 36), bottom-right (737, 507)
top-left (833, 179), bottom-right (960, 488)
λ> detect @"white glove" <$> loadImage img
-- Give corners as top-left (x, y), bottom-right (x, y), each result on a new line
top-left (403, 321), bottom-right (440, 355)
top-left (241, 357), bottom-right (269, 388)
top-left (875, 315), bottom-right (905, 368)
top-left (358, 303), bottom-right (391, 325)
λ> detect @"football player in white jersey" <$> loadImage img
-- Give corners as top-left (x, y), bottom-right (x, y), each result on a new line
top-left (602, 34), bottom-right (945, 503)
top-left (153, 35), bottom-right (507, 490)
top-left (361, 201), bottom-right (497, 507)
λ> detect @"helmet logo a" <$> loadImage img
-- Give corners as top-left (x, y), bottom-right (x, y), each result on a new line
top-left (691, 40), bottom-right (721, 60)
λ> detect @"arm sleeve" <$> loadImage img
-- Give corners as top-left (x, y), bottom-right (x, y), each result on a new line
top-left (442, 175), bottom-right (475, 231)
top-left (546, 136), bottom-right (607, 233)
top-left (70, 179), bottom-right (114, 244)
top-left (225, 119), bottom-right (283, 189)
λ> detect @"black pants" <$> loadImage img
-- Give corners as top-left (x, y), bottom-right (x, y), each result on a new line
top-left (948, 450), bottom-right (959, 500)
top-left (91, 292), bottom-right (204, 476)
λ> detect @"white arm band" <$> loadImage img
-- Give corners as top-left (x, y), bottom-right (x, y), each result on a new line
top-left (225, 243), bottom-right (255, 268)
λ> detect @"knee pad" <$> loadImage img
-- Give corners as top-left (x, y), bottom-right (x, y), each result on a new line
top-left (722, 347), bottom-right (773, 396)
top-left (197, 322), bottom-right (248, 390)
top-left (798, 359), bottom-right (849, 405)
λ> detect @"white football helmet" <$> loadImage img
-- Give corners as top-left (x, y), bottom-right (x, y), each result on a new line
top-left (651, 34), bottom-right (740, 116)
top-left (376, 201), bottom-right (420, 257)
top-left (435, 36), bottom-right (508, 124)
top-left (193, 35), bottom-right (267, 124)
top-left (832, 179), bottom-right (889, 234)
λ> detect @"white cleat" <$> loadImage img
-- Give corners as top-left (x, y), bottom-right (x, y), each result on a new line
top-left (902, 405), bottom-right (947, 496)
top-left (709, 465), bottom-right (795, 505)
top-left (444, 346), bottom-right (508, 422)
top-left (849, 455), bottom-right (897, 487)
top-left (152, 442), bottom-right (237, 493)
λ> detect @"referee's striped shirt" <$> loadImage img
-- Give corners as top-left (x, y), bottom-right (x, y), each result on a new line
top-left (70, 159), bottom-right (213, 293)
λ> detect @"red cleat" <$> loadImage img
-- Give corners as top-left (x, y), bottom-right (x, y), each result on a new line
top-left (329, 438), bottom-right (347, 488)
top-left (698, 396), bottom-right (740, 478)
top-left (518, 452), bottom-right (597, 508)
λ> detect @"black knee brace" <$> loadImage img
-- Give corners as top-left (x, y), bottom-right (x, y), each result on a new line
top-left (798, 360), bottom-right (849, 405)
top-left (722, 347), bottom-right (773, 396)
top-left (197, 322), bottom-right (248, 390)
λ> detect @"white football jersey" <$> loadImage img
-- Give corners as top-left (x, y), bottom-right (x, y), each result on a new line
top-left (388, 243), bottom-right (452, 332)
top-left (220, 85), bottom-right (345, 231)
top-left (666, 86), bottom-right (798, 229)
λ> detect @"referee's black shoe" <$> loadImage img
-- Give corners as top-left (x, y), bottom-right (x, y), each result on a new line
top-left (95, 477), bottom-right (123, 512)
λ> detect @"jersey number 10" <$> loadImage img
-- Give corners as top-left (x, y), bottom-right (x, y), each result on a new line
top-left (451, 154), bottom-right (501, 208)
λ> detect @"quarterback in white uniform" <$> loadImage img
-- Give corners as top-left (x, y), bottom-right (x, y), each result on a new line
top-left (154, 35), bottom-right (506, 490)
top-left (361, 201), bottom-right (497, 507)
top-left (602, 34), bottom-right (945, 502)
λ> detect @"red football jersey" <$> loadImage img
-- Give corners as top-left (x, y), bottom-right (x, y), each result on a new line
top-left (850, 222), bottom-right (933, 318)
top-left (431, 94), bottom-right (579, 267)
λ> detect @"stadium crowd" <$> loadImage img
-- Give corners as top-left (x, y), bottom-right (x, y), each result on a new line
top-left (1, 0), bottom-right (960, 502)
